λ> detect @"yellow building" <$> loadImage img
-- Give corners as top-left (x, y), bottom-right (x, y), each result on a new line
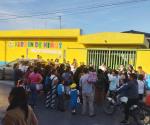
top-left (0, 29), bottom-right (150, 73)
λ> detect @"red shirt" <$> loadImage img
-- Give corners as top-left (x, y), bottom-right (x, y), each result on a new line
top-left (145, 94), bottom-right (150, 106)
top-left (29, 72), bottom-right (42, 84)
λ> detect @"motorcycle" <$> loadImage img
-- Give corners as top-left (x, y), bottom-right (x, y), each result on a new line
top-left (103, 93), bottom-right (150, 125)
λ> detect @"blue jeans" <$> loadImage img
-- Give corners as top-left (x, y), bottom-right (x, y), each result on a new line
top-left (29, 84), bottom-right (37, 106)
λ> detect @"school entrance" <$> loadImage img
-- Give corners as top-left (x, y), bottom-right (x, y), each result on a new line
top-left (87, 49), bottom-right (136, 70)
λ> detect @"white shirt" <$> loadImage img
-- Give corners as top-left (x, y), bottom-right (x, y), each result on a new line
top-left (50, 74), bottom-right (58, 85)
top-left (99, 65), bottom-right (107, 72)
top-left (137, 80), bottom-right (145, 94)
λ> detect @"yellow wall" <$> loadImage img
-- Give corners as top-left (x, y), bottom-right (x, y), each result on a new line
top-left (0, 41), bottom-right (5, 64)
top-left (66, 48), bottom-right (87, 65)
top-left (0, 29), bottom-right (150, 70)
top-left (79, 32), bottom-right (147, 47)
top-left (136, 50), bottom-right (150, 74)
top-left (0, 29), bottom-right (80, 38)
top-left (1, 38), bottom-right (85, 64)
top-left (6, 41), bottom-right (27, 62)
top-left (0, 29), bottom-right (84, 64)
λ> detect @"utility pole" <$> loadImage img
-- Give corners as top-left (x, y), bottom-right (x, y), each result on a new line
top-left (59, 16), bottom-right (62, 29)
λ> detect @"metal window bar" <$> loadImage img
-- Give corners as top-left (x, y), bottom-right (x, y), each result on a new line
top-left (87, 49), bottom-right (136, 70)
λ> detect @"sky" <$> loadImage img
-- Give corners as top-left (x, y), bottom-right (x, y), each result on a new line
top-left (0, 0), bottom-right (150, 34)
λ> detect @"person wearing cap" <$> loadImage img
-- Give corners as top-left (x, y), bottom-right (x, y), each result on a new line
top-left (69, 83), bottom-right (79, 115)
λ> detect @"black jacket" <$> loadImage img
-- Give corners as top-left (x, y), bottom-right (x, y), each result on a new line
top-left (118, 79), bottom-right (138, 99)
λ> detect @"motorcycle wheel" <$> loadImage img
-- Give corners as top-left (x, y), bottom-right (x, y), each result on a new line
top-left (103, 99), bottom-right (115, 115)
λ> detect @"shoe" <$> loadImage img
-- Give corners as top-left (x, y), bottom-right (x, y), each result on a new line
top-left (81, 113), bottom-right (86, 116)
top-left (50, 107), bottom-right (56, 110)
top-left (89, 114), bottom-right (96, 117)
top-left (120, 120), bottom-right (129, 124)
top-left (72, 110), bottom-right (76, 115)
top-left (60, 109), bottom-right (66, 112)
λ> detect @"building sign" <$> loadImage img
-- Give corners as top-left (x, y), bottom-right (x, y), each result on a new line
top-left (31, 49), bottom-right (62, 54)
top-left (8, 41), bottom-right (62, 49)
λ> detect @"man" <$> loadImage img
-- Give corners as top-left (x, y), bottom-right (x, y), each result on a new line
top-left (79, 68), bottom-right (95, 117)
top-left (137, 66), bottom-right (146, 78)
top-left (99, 63), bottom-right (107, 72)
top-left (13, 63), bottom-right (23, 86)
top-left (117, 73), bottom-right (139, 124)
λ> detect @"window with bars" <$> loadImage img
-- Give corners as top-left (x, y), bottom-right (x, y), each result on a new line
top-left (87, 49), bottom-right (136, 70)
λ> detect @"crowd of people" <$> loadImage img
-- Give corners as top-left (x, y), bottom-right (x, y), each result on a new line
top-left (2, 54), bottom-right (150, 125)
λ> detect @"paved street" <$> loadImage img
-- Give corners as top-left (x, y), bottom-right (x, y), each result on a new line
top-left (0, 81), bottom-right (12, 124)
top-left (0, 80), bottom-right (124, 125)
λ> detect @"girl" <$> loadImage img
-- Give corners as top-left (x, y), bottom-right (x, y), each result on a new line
top-left (2, 87), bottom-right (38, 125)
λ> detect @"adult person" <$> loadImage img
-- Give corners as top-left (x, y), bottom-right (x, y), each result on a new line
top-left (57, 64), bottom-right (65, 80)
top-left (49, 69), bottom-right (59, 109)
top-left (28, 67), bottom-right (43, 108)
top-left (13, 63), bottom-right (23, 86)
top-left (137, 66), bottom-right (146, 78)
top-left (24, 66), bottom-right (33, 85)
top-left (119, 70), bottom-right (128, 86)
top-left (54, 58), bottom-right (59, 68)
top-left (118, 65), bottom-right (125, 72)
top-left (73, 66), bottom-right (84, 89)
top-left (95, 69), bottom-right (108, 104)
top-left (117, 73), bottom-right (139, 124)
top-left (62, 66), bottom-right (73, 95)
top-left (2, 87), bottom-right (38, 125)
top-left (99, 63), bottom-right (107, 72)
top-left (127, 65), bottom-right (135, 75)
top-left (79, 68), bottom-right (95, 117)
top-left (71, 58), bottom-right (78, 73)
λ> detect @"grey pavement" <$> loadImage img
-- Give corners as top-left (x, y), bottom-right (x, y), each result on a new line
top-left (0, 80), bottom-right (14, 86)
top-left (0, 81), bottom-right (13, 124)
top-left (0, 80), bottom-right (132, 125)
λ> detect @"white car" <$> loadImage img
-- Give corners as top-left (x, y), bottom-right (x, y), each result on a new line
top-left (0, 60), bottom-right (18, 80)
top-left (0, 59), bottom-right (47, 80)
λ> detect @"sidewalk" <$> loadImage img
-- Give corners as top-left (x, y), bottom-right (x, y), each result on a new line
top-left (0, 80), bottom-right (14, 86)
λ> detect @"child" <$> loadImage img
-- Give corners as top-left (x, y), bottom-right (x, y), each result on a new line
top-left (16, 80), bottom-right (25, 88)
top-left (137, 74), bottom-right (145, 100)
top-left (57, 80), bottom-right (65, 112)
top-left (109, 70), bottom-right (119, 97)
top-left (69, 83), bottom-right (79, 115)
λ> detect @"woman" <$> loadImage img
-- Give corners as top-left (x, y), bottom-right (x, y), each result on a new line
top-left (2, 87), bottom-right (38, 125)
top-left (13, 63), bottom-right (23, 86)
top-left (49, 69), bottom-right (58, 109)
top-left (95, 69), bottom-right (107, 104)
top-left (28, 67), bottom-right (43, 107)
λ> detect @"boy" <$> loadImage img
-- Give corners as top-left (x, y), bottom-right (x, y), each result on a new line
top-left (69, 83), bottom-right (79, 115)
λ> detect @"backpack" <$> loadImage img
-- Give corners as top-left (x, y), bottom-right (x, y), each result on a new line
top-left (145, 74), bottom-right (150, 90)
top-left (44, 76), bottom-right (56, 91)
top-left (87, 72), bottom-right (97, 84)
top-left (57, 84), bottom-right (64, 95)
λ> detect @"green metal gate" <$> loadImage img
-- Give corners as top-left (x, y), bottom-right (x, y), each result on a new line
top-left (87, 49), bottom-right (136, 70)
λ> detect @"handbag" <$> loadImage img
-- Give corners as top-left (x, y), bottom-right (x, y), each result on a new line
top-left (36, 84), bottom-right (43, 91)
